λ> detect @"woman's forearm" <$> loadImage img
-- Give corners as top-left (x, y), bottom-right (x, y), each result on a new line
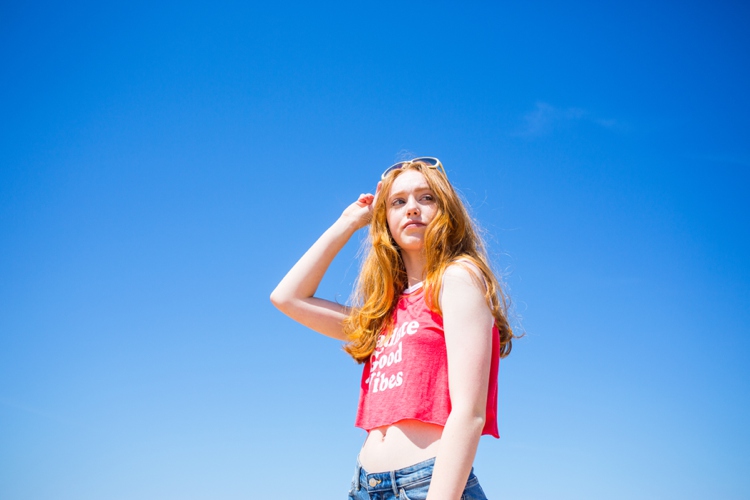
top-left (272, 216), bottom-right (359, 302)
top-left (270, 216), bottom-right (361, 339)
top-left (427, 411), bottom-right (485, 500)
top-left (271, 189), bottom-right (378, 339)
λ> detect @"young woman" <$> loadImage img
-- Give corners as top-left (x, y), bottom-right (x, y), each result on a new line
top-left (270, 157), bottom-right (515, 500)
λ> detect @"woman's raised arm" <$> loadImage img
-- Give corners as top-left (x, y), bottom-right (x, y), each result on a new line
top-left (270, 190), bottom-right (378, 340)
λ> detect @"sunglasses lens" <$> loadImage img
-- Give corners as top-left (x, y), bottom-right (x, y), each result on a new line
top-left (412, 157), bottom-right (439, 166)
top-left (382, 162), bottom-right (408, 179)
top-left (381, 158), bottom-right (445, 180)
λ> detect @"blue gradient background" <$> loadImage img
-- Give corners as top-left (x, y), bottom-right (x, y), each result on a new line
top-left (1, 1), bottom-right (748, 498)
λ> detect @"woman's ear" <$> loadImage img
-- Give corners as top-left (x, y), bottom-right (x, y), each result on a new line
top-left (372, 181), bottom-right (383, 208)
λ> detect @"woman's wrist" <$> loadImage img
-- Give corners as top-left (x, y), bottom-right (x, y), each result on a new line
top-left (334, 214), bottom-right (367, 235)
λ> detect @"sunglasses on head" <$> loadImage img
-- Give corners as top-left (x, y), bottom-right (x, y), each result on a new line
top-left (380, 157), bottom-right (447, 180)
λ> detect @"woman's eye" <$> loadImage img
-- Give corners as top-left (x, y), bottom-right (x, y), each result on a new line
top-left (421, 195), bottom-right (434, 202)
top-left (391, 199), bottom-right (405, 206)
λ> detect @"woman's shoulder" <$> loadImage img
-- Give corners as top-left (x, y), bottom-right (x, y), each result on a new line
top-left (444, 257), bottom-right (487, 287)
top-left (438, 257), bottom-right (489, 309)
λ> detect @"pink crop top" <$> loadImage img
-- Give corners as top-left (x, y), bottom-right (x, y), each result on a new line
top-left (354, 283), bottom-right (500, 438)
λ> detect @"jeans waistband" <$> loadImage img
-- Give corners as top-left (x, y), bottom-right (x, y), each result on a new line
top-left (353, 457), bottom-right (437, 495)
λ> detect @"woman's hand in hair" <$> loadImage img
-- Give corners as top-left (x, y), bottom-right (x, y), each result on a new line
top-left (270, 182), bottom-right (380, 340)
top-left (340, 182), bottom-right (381, 230)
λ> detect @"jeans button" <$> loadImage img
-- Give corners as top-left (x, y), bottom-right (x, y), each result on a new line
top-left (369, 478), bottom-right (378, 487)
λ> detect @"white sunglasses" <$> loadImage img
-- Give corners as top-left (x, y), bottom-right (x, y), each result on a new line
top-left (380, 157), bottom-right (447, 180)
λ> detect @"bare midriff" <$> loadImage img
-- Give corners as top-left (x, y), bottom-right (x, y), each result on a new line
top-left (358, 419), bottom-right (444, 472)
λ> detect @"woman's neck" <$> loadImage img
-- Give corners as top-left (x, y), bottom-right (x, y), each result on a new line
top-left (401, 250), bottom-right (426, 288)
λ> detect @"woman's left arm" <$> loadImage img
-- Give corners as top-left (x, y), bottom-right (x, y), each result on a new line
top-left (427, 264), bottom-right (494, 500)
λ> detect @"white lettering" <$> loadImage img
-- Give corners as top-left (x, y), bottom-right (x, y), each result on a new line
top-left (367, 368), bottom-right (405, 394)
top-left (379, 375), bottom-right (389, 392)
top-left (368, 321), bottom-right (417, 395)
top-left (385, 329), bottom-right (395, 347)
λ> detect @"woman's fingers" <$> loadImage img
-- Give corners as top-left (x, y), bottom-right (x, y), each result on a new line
top-left (357, 193), bottom-right (375, 205)
top-left (341, 188), bottom-right (380, 229)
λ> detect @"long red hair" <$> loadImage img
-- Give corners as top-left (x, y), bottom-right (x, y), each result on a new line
top-left (343, 161), bottom-right (517, 363)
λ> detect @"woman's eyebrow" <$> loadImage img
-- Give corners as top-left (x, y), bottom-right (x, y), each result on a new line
top-left (388, 185), bottom-right (433, 198)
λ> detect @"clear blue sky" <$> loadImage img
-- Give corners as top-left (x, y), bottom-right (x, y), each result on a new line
top-left (1, 1), bottom-right (748, 499)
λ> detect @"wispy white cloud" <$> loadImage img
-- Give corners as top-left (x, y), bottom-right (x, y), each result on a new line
top-left (0, 397), bottom-right (63, 423)
top-left (515, 101), bottom-right (619, 137)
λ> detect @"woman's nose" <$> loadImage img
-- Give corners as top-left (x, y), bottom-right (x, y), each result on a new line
top-left (405, 197), bottom-right (420, 216)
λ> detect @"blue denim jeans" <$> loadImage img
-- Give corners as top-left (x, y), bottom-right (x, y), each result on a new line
top-left (347, 457), bottom-right (488, 500)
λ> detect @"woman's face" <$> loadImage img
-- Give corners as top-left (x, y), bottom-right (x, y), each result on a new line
top-left (385, 169), bottom-right (438, 253)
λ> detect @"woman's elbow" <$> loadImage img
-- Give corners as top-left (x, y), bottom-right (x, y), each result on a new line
top-left (450, 407), bottom-right (486, 432)
top-left (269, 288), bottom-right (289, 311)
top-left (469, 413), bottom-right (486, 432)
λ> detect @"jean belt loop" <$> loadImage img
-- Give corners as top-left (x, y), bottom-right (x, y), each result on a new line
top-left (354, 461), bottom-right (362, 491)
top-left (390, 470), bottom-right (398, 496)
